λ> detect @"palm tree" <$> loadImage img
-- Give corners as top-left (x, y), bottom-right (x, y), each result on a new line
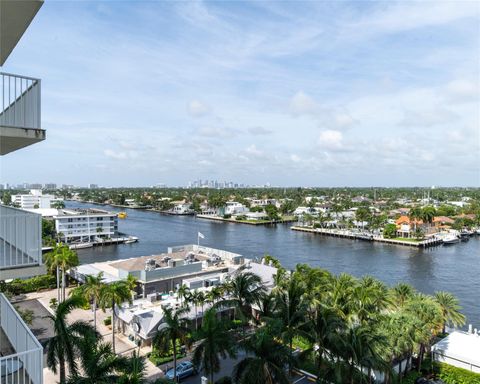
top-left (408, 207), bottom-right (422, 233)
top-left (67, 334), bottom-right (129, 384)
top-left (305, 304), bottom-right (345, 380)
top-left (221, 272), bottom-right (265, 323)
top-left (99, 280), bottom-right (132, 354)
top-left (232, 329), bottom-right (290, 384)
top-left (52, 245), bottom-right (79, 301)
top-left (274, 275), bottom-right (308, 372)
top-left (46, 295), bottom-right (97, 384)
top-left (192, 308), bottom-right (237, 383)
top-left (71, 272), bottom-right (104, 334)
top-left (177, 284), bottom-right (191, 307)
top-left (118, 351), bottom-right (147, 384)
top-left (44, 243), bottom-right (63, 302)
top-left (153, 306), bottom-right (191, 383)
top-left (206, 286), bottom-right (223, 304)
top-left (125, 274), bottom-right (138, 299)
top-left (391, 283), bottom-right (415, 309)
top-left (434, 291), bottom-right (466, 333)
top-left (189, 290), bottom-right (201, 330)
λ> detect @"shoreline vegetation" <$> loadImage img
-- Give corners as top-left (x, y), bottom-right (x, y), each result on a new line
top-left (6, 248), bottom-right (477, 384)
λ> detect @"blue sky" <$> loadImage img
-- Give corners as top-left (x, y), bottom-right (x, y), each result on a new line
top-left (1, 0), bottom-right (479, 187)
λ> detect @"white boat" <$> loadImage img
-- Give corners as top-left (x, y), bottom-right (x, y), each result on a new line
top-left (124, 236), bottom-right (138, 244)
top-left (442, 234), bottom-right (460, 245)
top-left (69, 242), bottom-right (94, 250)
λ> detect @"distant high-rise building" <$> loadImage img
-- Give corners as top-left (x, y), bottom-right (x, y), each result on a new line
top-left (89, 183), bottom-right (98, 189)
top-left (43, 183), bottom-right (57, 189)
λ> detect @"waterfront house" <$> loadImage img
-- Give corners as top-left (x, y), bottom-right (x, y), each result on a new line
top-left (244, 211), bottom-right (269, 221)
top-left (395, 216), bottom-right (424, 238)
top-left (433, 216), bottom-right (455, 229)
top-left (224, 201), bottom-right (249, 215)
top-left (171, 202), bottom-right (193, 215)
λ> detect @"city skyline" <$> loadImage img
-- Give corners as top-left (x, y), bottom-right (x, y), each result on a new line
top-left (0, 1), bottom-right (478, 187)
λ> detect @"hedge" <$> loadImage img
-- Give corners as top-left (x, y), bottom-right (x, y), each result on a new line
top-left (435, 362), bottom-right (480, 384)
top-left (0, 274), bottom-right (57, 295)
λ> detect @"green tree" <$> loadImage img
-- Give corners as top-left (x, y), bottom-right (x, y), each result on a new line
top-left (119, 351), bottom-right (147, 384)
top-left (71, 272), bottom-right (105, 334)
top-left (100, 280), bottom-right (133, 354)
top-left (383, 223), bottom-right (397, 239)
top-left (153, 307), bottom-right (191, 383)
top-left (192, 308), bottom-right (237, 383)
top-left (434, 291), bottom-right (466, 333)
top-left (45, 244), bottom-right (79, 302)
top-left (232, 329), bottom-right (291, 384)
top-left (46, 296), bottom-right (97, 384)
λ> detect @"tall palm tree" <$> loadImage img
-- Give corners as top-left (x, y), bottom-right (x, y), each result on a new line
top-left (221, 272), bottom-right (265, 323)
top-left (177, 284), bottom-right (191, 307)
top-left (44, 243), bottom-right (63, 302)
top-left (46, 295), bottom-right (97, 384)
top-left (192, 308), bottom-right (237, 383)
top-left (305, 304), bottom-right (345, 380)
top-left (274, 275), bottom-right (308, 372)
top-left (118, 351), bottom-right (147, 384)
top-left (45, 245), bottom-right (79, 302)
top-left (206, 286), bottom-right (222, 304)
top-left (125, 274), bottom-right (138, 296)
top-left (232, 329), bottom-right (290, 384)
top-left (67, 334), bottom-right (129, 384)
top-left (71, 272), bottom-right (105, 333)
top-left (189, 290), bottom-right (201, 330)
top-left (391, 283), bottom-right (415, 309)
top-left (434, 291), bottom-right (466, 333)
top-left (99, 280), bottom-right (132, 354)
top-left (153, 306), bottom-right (191, 383)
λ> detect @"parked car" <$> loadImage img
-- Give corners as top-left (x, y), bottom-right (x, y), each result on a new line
top-left (165, 361), bottom-right (196, 380)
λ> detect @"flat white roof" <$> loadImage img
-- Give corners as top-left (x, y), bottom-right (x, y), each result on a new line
top-left (432, 331), bottom-right (480, 367)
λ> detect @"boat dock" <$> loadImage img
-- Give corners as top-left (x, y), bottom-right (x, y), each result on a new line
top-left (196, 214), bottom-right (297, 226)
top-left (41, 236), bottom-right (139, 253)
top-left (291, 226), bottom-right (443, 248)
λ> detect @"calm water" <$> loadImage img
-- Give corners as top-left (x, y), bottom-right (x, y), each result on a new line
top-left (68, 201), bottom-right (480, 327)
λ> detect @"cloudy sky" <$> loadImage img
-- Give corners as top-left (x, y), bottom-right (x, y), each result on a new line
top-left (1, 1), bottom-right (479, 187)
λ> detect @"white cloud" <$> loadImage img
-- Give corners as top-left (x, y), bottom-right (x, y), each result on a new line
top-left (289, 91), bottom-right (319, 115)
top-left (317, 130), bottom-right (343, 150)
top-left (104, 149), bottom-right (138, 160)
top-left (446, 80), bottom-right (479, 102)
top-left (187, 100), bottom-right (211, 117)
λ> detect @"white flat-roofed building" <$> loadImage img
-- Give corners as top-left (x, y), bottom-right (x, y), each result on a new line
top-left (432, 330), bottom-right (480, 373)
top-left (11, 189), bottom-right (62, 209)
top-left (224, 202), bottom-right (248, 215)
top-left (53, 208), bottom-right (118, 243)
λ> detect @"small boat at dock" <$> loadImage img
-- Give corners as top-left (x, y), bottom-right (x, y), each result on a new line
top-left (69, 242), bottom-right (94, 250)
top-left (118, 212), bottom-right (127, 219)
top-left (442, 234), bottom-right (460, 245)
top-left (124, 236), bottom-right (138, 244)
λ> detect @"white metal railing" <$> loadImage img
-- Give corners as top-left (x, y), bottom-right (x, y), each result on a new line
top-left (0, 205), bottom-right (42, 269)
top-left (0, 72), bottom-right (41, 130)
top-left (0, 294), bottom-right (43, 383)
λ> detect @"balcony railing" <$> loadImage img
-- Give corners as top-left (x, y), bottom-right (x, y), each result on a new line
top-left (0, 72), bottom-right (41, 130)
top-left (0, 293), bottom-right (43, 383)
top-left (0, 205), bottom-right (42, 270)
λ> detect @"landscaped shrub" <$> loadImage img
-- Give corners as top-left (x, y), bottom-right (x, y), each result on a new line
top-left (103, 316), bottom-right (111, 326)
top-left (223, 214), bottom-right (232, 219)
top-left (1, 274), bottom-right (57, 295)
top-left (147, 350), bottom-right (185, 366)
top-left (434, 362), bottom-right (480, 384)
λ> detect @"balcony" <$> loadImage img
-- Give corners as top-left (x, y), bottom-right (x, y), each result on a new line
top-left (0, 72), bottom-right (44, 155)
top-left (0, 293), bottom-right (43, 383)
top-left (0, 205), bottom-right (45, 280)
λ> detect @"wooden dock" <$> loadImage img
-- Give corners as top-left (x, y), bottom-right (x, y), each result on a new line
top-left (291, 226), bottom-right (443, 248)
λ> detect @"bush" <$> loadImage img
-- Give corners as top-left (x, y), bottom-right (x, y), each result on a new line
top-left (103, 316), bottom-right (111, 326)
top-left (435, 362), bottom-right (480, 384)
top-left (147, 350), bottom-right (185, 366)
top-left (1, 274), bottom-right (57, 295)
top-left (235, 215), bottom-right (247, 221)
top-left (223, 214), bottom-right (232, 219)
